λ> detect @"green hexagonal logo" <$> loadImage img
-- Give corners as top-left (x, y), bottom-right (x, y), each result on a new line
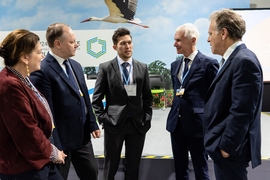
top-left (86, 37), bottom-right (106, 58)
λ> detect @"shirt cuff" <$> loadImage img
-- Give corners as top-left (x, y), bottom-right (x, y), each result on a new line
top-left (50, 143), bottom-right (58, 163)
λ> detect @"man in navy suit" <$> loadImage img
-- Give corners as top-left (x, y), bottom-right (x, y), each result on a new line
top-left (166, 23), bottom-right (219, 180)
top-left (204, 9), bottom-right (263, 180)
top-left (30, 23), bottom-right (100, 180)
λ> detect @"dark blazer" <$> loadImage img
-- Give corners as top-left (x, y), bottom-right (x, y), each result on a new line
top-left (30, 53), bottom-right (99, 151)
top-left (204, 44), bottom-right (263, 168)
top-left (92, 58), bottom-right (153, 134)
top-left (0, 68), bottom-right (52, 174)
top-left (166, 51), bottom-right (218, 137)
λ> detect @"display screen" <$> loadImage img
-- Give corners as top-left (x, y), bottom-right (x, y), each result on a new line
top-left (234, 8), bottom-right (270, 81)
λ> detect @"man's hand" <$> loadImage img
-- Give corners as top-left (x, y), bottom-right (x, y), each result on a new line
top-left (92, 130), bottom-right (101, 139)
top-left (220, 149), bottom-right (230, 158)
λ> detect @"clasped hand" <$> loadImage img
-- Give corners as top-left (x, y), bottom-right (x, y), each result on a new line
top-left (56, 150), bottom-right (67, 164)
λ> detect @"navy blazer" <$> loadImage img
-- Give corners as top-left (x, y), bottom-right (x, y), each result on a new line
top-left (92, 58), bottom-right (153, 134)
top-left (166, 51), bottom-right (218, 137)
top-left (204, 44), bottom-right (263, 168)
top-left (30, 53), bottom-right (99, 151)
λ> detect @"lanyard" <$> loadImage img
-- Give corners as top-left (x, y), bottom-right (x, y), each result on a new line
top-left (181, 70), bottom-right (190, 86)
top-left (181, 61), bottom-right (190, 85)
top-left (120, 63), bottom-right (133, 84)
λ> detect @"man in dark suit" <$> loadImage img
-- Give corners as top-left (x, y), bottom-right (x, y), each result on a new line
top-left (30, 23), bottom-right (100, 180)
top-left (166, 23), bottom-right (219, 180)
top-left (92, 27), bottom-right (153, 180)
top-left (204, 9), bottom-right (263, 180)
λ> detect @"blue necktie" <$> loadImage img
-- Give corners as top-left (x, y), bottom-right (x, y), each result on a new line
top-left (63, 60), bottom-right (86, 124)
top-left (183, 58), bottom-right (190, 77)
top-left (122, 62), bottom-right (130, 85)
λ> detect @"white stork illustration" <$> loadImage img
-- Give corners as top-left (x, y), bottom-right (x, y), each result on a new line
top-left (80, 0), bottom-right (149, 28)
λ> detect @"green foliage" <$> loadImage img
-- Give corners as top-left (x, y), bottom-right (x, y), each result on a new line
top-left (148, 60), bottom-right (166, 74)
top-left (148, 60), bottom-right (171, 89)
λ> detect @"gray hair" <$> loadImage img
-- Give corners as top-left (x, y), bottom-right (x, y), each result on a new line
top-left (175, 23), bottom-right (200, 45)
top-left (210, 8), bottom-right (246, 40)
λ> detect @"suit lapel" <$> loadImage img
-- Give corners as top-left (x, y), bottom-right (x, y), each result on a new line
top-left (132, 59), bottom-right (139, 83)
top-left (174, 59), bottom-right (182, 85)
top-left (111, 58), bottom-right (122, 81)
top-left (69, 60), bottom-right (91, 100)
top-left (182, 52), bottom-right (202, 88)
top-left (46, 54), bottom-right (69, 82)
top-left (205, 59), bottom-right (229, 101)
top-left (206, 44), bottom-right (246, 100)
top-left (110, 58), bottom-right (127, 93)
top-left (46, 54), bottom-right (80, 97)
top-left (212, 57), bottom-right (231, 83)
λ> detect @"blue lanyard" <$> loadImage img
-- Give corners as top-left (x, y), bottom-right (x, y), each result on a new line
top-left (181, 62), bottom-right (190, 85)
top-left (181, 70), bottom-right (190, 85)
top-left (120, 63), bottom-right (133, 84)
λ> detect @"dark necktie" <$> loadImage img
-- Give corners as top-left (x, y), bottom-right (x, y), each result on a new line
top-left (122, 62), bottom-right (130, 85)
top-left (183, 58), bottom-right (190, 77)
top-left (63, 60), bottom-right (86, 124)
top-left (64, 60), bottom-right (79, 89)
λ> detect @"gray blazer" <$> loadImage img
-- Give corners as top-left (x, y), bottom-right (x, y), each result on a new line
top-left (92, 58), bottom-right (153, 134)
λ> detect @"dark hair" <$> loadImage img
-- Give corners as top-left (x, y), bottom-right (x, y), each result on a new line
top-left (46, 22), bottom-right (69, 48)
top-left (112, 27), bottom-right (132, 45)
top-left (0, 29), bottom-right (40, 66)
top-left (210, 9), bottom-right (246, 40)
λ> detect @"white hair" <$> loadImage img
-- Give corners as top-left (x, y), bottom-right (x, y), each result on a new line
top-left (176, 23), bottom-right (200, 44)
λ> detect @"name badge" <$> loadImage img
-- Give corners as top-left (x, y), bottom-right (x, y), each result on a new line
top-left (176, 88), bottom-right (185, 97)
top-left (124, 84), bottom-right (137, 96)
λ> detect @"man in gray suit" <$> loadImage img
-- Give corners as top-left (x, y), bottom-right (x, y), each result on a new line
top-left (92, 27), bottom-right (153, 180)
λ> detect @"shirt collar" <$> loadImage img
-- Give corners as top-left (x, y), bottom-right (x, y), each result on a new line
top-left (185, 50), bottom-right (198, 62)
top-left (223, 41), bottom-right (244, 61)
top-left (49, 51), bottom-right (66, 65)
top-left (117, 55), bottom-right (133, 65)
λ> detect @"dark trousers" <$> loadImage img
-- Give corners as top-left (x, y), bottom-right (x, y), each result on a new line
top-left (214, 158), bottom-right (249, 180)
top-left (0, 164), bottom-right (63, 180)
top-left (56, 141), bottom-right (98, 180)
top-left (170, 120), bottom-right (209, 180)
top-left (103, 119), bottom-right (146, 180)
top-left (213, 141), bottom-right (251, 180)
